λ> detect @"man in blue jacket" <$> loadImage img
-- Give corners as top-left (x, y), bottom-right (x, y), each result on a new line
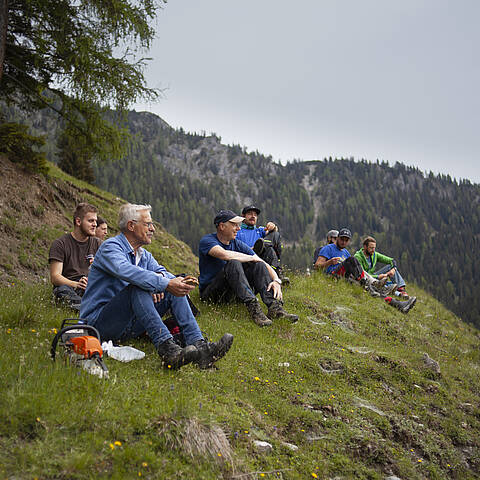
top-left (236, 205), bottom-right (287, 282)
top-left (80, 203), bottom-right (233, 370)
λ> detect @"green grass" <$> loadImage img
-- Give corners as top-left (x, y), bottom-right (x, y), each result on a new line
top-left (0, 274), bottom-right (479, 479)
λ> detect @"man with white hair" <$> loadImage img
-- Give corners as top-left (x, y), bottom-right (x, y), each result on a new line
top-left (80, 203), bottom-right (233, 370)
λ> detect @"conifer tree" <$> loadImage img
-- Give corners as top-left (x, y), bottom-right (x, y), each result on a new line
top-left (0, 0), bottom-right (164, 172)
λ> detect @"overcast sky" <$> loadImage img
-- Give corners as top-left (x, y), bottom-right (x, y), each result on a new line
top-left (134, 0), bottom-right (480, 183)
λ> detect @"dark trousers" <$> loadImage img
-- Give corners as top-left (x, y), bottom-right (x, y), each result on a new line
top-left (260, 231), bottom-right (281, 269)
top-left (200, 260), bottom-right (276, 306)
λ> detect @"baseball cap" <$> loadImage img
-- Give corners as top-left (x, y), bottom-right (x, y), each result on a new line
top-left (338, 228), bottom-right (352, 239)
top-left (241, 205), bottom-right (261, 216)
top-left (327, 229), bottom-right (339, 238)
top-left (214, 210), bottom-right (244, 226)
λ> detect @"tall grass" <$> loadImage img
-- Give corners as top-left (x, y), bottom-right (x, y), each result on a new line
top-left (0, 275), bottom-right (479, 479)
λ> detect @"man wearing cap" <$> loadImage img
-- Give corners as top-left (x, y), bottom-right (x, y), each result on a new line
top-left (236, 205), bottom-right (286, 280)
top-left (314, 228), bottom-right (417, 313)
top-left (314, 228), bottom-right (353, 273)
top-left (198, 210), bottom-right (298, 326)
top-left (313, 229), bottom-right (339, 265)
top-left (326, 229), bottom-right (339, 245)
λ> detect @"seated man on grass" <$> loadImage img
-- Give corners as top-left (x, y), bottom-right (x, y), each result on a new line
top-left (354, 236), bottom-right (409, 298)
top-left (314, 228), bottom-right (416, 313)
top-left (80, 203), bottom-right (233, 370)
top-left (48, 203), bottom-right (101, 310)
top-left (236, 205), bottom-right (288, 283)
top-left (313, 229), bottom-right (339, 265)
top-left (199, 210), bottom-right (298, 327)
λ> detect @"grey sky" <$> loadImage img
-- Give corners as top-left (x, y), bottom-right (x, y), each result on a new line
top-left (134, 0), bottom-right (480, 183)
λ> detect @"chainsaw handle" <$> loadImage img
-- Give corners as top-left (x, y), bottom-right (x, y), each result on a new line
top-left (51, 323), bottom-right (101, 361)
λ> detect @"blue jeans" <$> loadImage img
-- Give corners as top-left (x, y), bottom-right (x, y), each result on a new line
top-left (89, 285), bottom-right (203, 348)
top-left (375, 265), bottom-right (406, 288)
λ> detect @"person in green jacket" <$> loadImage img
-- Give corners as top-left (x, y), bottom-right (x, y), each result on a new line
top-left (354, 236), bottom-right (409, 298)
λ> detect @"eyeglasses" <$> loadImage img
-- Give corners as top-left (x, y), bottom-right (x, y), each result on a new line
top-left (131, 220), bottom-right (155, 228)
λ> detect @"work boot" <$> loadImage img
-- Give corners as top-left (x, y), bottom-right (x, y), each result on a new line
top-left (385, 296), bottom-right (417, 314)
top-left (194, 334), bottom-right (234, 369)
top-left (157, 338), bottom-right (198, 370)
top-left (277, 267), bottom-right (291, 286)
top-left (267, 302), bottom-right (299, 323)
top-left (371, 277), bottom-right (389, 289)
top-left (246, 299), bottom-right (272, 327)
top-left (379, 282), bottom-right (398, 297)
top-left (253, 238), bottom-right (265, 256)
top-left (366, 285), bottom-right (381, 297)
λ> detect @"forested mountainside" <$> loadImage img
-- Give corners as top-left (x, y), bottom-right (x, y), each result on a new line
top-left (5, 107), bottom-right (480, 328)
top-left (92, 111), bottom-right (480, 329)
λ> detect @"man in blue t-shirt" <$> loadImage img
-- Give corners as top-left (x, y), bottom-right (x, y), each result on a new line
top-left (199, 210), bottom-right (298, 326)
top-left (314, 228), bottom-right (352, 274)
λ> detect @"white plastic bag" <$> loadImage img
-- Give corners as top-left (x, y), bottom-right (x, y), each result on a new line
top-left (101, 341), bottom-right (145, 362)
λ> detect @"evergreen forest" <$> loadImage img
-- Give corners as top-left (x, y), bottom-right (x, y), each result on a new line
top-left (4, 107), bottom-right (480, 329)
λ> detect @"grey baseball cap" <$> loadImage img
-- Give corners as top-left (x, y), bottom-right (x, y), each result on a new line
top-left (326, 229), bottom-right (339, 238)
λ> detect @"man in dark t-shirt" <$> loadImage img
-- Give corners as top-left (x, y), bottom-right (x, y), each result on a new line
top-left (199, 210), bottom-right (298, 327)
top-left (48, 203), bottom-right (101, 310)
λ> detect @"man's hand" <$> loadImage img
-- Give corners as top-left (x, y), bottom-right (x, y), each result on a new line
top-left (166, 276), bottom-right (195, 297)
top-left (378, 269), bottom-right (395, 280)
top-left (329, 257), bottom-right (342, 266)
top-left (76, 276), bottom-right (88, 290)
top-left (267, 281), bottom-right (283, 301)
top-left (152, 293), bottom-right (164, 303)
top-left (265, 221), bottom-right (276, 233)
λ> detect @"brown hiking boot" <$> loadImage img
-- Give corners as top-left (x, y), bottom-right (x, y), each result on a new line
top-left (267, 302), bottom-right (299, 323)
top-left (246, 300), bottom-right (272, 327)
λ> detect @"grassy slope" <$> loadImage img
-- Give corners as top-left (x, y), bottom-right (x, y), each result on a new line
top-left (0, 161), bottom-right (479, 479)
top-left (0, 274), bottom-right (479, 479)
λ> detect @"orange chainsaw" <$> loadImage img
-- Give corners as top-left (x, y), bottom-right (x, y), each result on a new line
top-left (51, 318), bottom-right (108, 378)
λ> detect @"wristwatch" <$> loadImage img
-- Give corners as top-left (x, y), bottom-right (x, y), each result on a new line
top-left (274, 278), bottom-right (282, 285)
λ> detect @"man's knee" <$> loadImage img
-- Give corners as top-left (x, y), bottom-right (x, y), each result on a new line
top-left (54, 285), bottom-right (81, 301)
top-left (251, 261), bottom-right (269, 275)
top-left (224, 259), bottom-right (243, 273)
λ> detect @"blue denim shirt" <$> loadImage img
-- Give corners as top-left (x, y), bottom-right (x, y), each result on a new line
top-left (80, 233), bottom-right (174, 322)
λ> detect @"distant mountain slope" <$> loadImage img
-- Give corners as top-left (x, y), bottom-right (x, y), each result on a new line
top-left (92, 111), bottom-right (480, 328)
top-left (6, 107), bottom-right (479, 328)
